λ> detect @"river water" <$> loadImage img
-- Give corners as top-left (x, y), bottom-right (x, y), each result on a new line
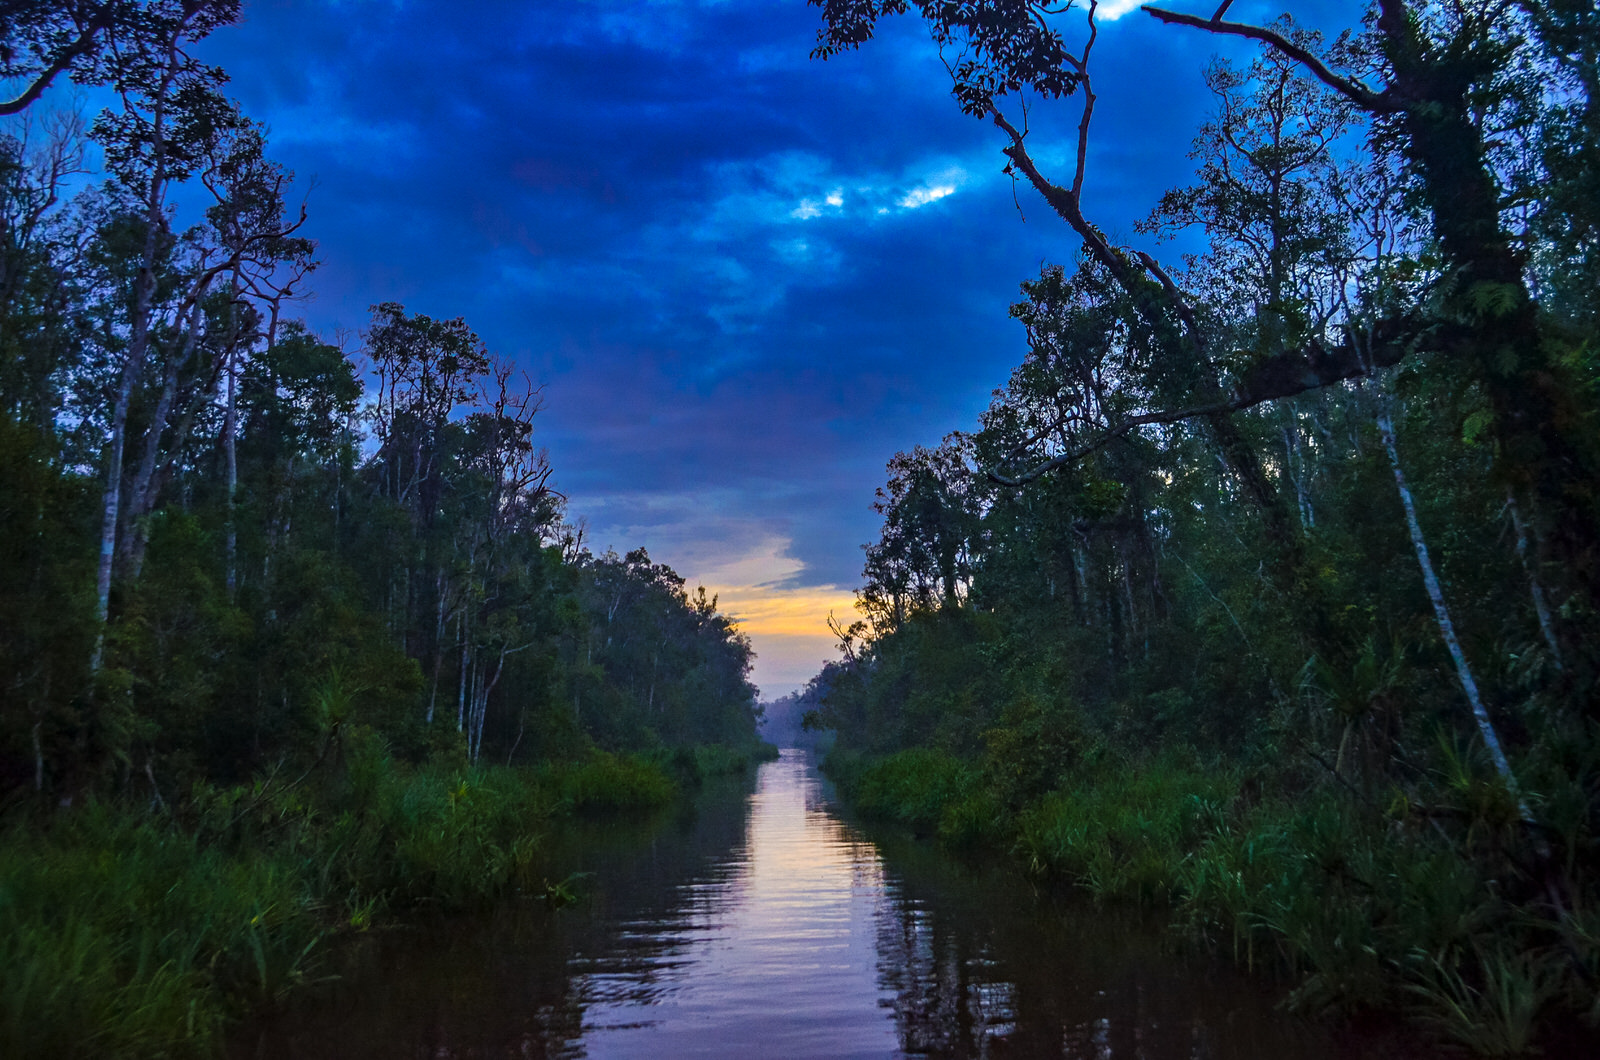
top-left (235, 749), bottom-right (1390, 1059)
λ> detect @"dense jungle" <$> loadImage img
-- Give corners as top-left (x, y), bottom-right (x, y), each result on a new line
top-left (796, 0), bottom-right (1600, 1054)
top-left (3, 0), bottom-right (1600, 1056)
top-left (0, 3), bottom-right (768, 1055)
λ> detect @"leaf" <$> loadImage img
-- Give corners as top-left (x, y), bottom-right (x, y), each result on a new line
top-left (1461, 408), bottom-right (1494, 447)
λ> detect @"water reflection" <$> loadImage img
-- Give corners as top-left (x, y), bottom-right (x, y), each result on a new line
top-left (570, 750), bottom-right (897, 1059)
top-left (234, 750), bottom-right (1390, 1060)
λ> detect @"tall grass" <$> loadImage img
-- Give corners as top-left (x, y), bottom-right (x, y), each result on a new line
top-left (0, 738), bottom-right (679, 1059)
top-left (827, 746), bottom-right (1599, 1055)
top-left (0, 807), bottom-right (319, 1058)
top-left (1014, 763), bottom-right (1238, 904)
top-left (541, 749), bottom-right (679, 814)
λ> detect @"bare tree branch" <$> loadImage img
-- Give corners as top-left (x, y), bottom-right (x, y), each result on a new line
top-left (1141, 5), bottom-right (1399, 114)
top-left (0, 11), bottom-right (110, 117)
top-left (988, 318), bottom-right (1419, 486)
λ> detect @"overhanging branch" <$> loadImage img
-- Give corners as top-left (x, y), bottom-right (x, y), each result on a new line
top-left (988, 317), bottom-right (1420, 486)
top-left (1141, 5), bottom-right (1399, 114)
top-left (0, 11), bottom-right (113, 117)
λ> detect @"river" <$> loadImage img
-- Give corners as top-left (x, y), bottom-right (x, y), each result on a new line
top-left (234, 748), bottom-right (1394, 1059)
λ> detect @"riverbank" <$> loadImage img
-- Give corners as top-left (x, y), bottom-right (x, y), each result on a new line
top-left (0, 737), bottom-right (776, 1059)
top-left (230, 749), bottom-right (1367, 1060)
top-left (823, 746), bottom-right (1599, 1057)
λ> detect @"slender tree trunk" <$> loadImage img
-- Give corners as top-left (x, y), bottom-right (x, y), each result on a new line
top-left (224, 274), bottom-right (240, 599)
top-left (1507, 489), bottom-right (1563, 673)
top-left (472, 645), bottom-right (520, 764)
top-left (1374, 0), bottom-right (1598, 647)
top-left (428, 571), bottom-right (448, 724)
top-left (1284, 421), bottom-right (1313, 530)
top-left (32, 719), bottom-right (44, 793)
top-left (1069, 537), bottom-right (1087, 625)
top-left (124, 295), bottom-right (208, 577)
top-left (123, 345), bottom-right (180, 560)
top-left (506, 709), bottom-right (525, 767)
top-left (93, 273), bottom-right (160, 670)
top-left (91, 49), bottom-right (180, 674)
top-left (1375, 398), bottom-right (1523, 802)
top-left (92, 391), bottom-right (132, 672)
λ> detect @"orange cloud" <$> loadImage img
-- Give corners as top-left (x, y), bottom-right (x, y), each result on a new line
top-left (684, 536), bottom-right (859, 696)
top-left (715, 585), bottom-right (859, 638)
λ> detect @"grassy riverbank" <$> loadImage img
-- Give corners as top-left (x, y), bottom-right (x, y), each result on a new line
top-left (825, 746), bottom-right (1599, 1056)
top-left (0, 735), bottom-right (775, 1059)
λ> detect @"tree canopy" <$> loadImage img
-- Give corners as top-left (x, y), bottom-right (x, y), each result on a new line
top-left (804, 0), bottom-right (1600, 1043)
top-left (0, 5), bottom-right (764, 798)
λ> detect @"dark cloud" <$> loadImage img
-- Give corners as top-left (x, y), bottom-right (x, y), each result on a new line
top-left (189, 0), bottom-right (1353, 692)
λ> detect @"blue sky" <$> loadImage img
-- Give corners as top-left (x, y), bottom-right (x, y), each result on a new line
top-left (176, 0), bottom-right (1333, 695)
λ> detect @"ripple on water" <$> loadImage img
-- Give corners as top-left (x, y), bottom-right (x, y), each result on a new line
top-left (233, 748), bottom-right (1404, 1060)
top-left (570, 751), bottom-right (897, 1059)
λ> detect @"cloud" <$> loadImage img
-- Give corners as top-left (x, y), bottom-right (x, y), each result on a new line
top-left (896, 167), bottom-right (967, 208)
top-left (679, 535), bottom-right (857, 698)
top-left (1095, 0), bottom-right (1147, 20)
top-left (187, 0), bottom-right (1315, 696)
top-left (898, 183), bottom-right (954, 208)
top-left (570, 512), bottom-right (856, 696)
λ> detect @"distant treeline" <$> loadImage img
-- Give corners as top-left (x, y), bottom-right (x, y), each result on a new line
top-left (805, 1), bottom-right (1599, 1053)
top-left (0, 1), bottom-right (763, 803)
top-left (758, 690), bottom-right (829, 749)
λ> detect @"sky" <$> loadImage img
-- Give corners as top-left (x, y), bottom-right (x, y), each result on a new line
top-left (170, 0), bottom-right (1336, 697)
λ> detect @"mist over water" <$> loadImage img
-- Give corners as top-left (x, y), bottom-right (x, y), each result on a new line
top-left (236, 750), bottom-right (1384, 1059)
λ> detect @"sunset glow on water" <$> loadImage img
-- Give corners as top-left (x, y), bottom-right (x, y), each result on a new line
top-left (571, 751), bottom-right (897, 1057)
top-left (239, 751), bottom-right (1391, 1059)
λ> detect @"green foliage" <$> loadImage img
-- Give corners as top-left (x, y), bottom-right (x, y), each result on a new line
top-left (829, 739), bottom-right (1600, 1053)
top-left (1016, 758), bottom-right (1239, 905)
top-left (838, 748), bottom-right (975, 833)
top-left (665, 741), bottom-right (782, 785)
top-left (0, 806), bottom-right (318, 1059)
top-left (0, 734), bottom-right (690, 1059)
top-left (799, 33), bottom-right (1600, 1029)
top-left (542, 750), bottom-right (678, 816)
top-left (810, 248), bottom-right (1599, 1048)
top-left (0, 418), bottom-right (97, 790)
top-left (0, 89), bottom-right (763, 803)
top-left (0, 98), bottom-right (765, 1060)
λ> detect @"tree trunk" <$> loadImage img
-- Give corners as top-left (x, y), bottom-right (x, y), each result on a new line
top-left (1373, 0), bottom-right (1598, 664)
top-left (1506, 489), bottom-right (1563, 673)
top-left (224, 276), bottom-right (240, 599)
top-left (1375, 396), bottom-right (1523, 803)
top-left (90, 46), bottom-right (180, 674)
top-left (123, 294), bottom-right (211, 577)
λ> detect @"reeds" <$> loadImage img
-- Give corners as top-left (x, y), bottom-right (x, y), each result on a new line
top-left (827, 745), bottom-right (1600, 1055)
top-left (0, 739), bottom-right (681, 1058)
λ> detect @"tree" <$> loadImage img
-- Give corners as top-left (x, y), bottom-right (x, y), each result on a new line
top-left (810, 0), bottom-right (1600, 718)
top-left (861, 435), bottom-right (985, 627)
top-left (86, 0), bottom-right (245, 666)
top-left (1140, 0), bottom-right (1600, 675)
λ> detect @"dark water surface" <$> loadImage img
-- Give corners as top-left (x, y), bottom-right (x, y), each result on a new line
top-left (234, 749), bottom-right (1393, 1059)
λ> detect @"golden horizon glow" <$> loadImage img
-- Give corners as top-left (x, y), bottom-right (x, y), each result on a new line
top-left (714, 585), bottom-right (859, 638)
top-left (684, 536), bottom-right (858, 697)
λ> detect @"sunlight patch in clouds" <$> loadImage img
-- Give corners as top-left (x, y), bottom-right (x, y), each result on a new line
top-left (1095, 0), bottom-right (1146, 20)
top-left (896, 166), bottom-right (966, 210)
top-left (898, 183), bottom-right (956, 208)
top-left (791, 186), bottom-right (846, 219)
top-left (575, 509), bottom-right (855, 694)
top-left (720, 586), bottom-right (858, 639)
top-left (704, 154), bottom-right (981, 235)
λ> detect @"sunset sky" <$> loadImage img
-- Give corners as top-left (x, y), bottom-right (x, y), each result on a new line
top-left (175, 0), bottom-right (1338, 696)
